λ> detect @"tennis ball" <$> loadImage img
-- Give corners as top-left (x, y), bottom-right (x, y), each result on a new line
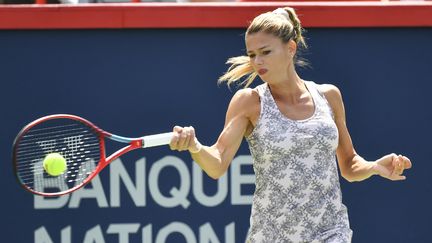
top-left (43, 153), bottom-right (67, 176)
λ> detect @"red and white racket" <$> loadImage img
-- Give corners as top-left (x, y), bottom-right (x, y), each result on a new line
top-left (12, 114), bottom-right (172, 197)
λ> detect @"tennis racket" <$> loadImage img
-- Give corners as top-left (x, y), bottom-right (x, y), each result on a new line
top-left (13, 114), bottom-right (172, 197)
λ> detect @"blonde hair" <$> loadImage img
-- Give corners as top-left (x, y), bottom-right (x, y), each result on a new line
top-left (218, 7), bottom-right (307, 88)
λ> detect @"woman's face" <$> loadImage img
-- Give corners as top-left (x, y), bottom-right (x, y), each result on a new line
top-left (245, 31), bottom-right (294, 83)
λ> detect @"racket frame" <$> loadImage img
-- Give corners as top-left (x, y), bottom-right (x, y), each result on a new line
top-left (13, 114), bottom-right (171, 197)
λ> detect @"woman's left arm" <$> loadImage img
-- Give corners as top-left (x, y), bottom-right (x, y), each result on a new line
top-left (320, 84), bottom-right (412, 182)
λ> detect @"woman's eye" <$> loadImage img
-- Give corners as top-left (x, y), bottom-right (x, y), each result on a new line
top-left (248, 54), bottom-right (256, 58)
top-left (263, 50), bottom-right (271, 55)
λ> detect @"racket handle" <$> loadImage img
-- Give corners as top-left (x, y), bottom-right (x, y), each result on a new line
top-left (142, 132), bottom-right (173, 148)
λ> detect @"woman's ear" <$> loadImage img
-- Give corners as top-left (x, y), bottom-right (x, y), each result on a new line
top-left (287, 39), bottom-right (297, 57)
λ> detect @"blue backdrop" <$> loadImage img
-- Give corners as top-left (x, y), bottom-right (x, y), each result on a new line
top-left (0, 28), bottom-right (431, 242)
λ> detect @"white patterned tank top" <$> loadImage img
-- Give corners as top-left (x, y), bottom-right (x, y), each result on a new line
top-left (245, 81), bottom-right (352, 243)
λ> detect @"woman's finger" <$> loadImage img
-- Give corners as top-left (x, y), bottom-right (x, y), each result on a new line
top-left (397, 155), bottom-right (404, 175)
top-left (402, 156), bottom-right (412, 169)
top-left (182, 129), bottom-right (192, 151)
top-left (170, 126), bottom-right (183, 150)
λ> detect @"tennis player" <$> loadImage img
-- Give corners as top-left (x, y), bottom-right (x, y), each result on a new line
top-left (170, 7), bottom-right (412, 243)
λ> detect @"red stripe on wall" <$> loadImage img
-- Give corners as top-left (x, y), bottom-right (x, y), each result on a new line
top-left (0, 2), bottom-right (432, 29)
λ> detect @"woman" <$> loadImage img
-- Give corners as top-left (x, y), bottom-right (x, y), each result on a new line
top-left (169, 7), bottom-right (412, 243)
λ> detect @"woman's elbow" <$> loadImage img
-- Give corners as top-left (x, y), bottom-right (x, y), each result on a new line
top-left (342, 175), bottom-right (355, 183)
top-left (340, 169), bottom-right (356, 182)
top-left (207, 172), bottom-right (223, 180)
top-left (206, 166), bottom-right (229, 180)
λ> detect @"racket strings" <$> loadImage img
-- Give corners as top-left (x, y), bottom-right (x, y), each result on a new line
top-left (16, 151), bottom-right (101, 175)
top-left (16, 140), bottom-right (100, 161)
top-left (14, 119), bottom-right (102, 194)
top-left (17, 126), bottom-right (94, 147)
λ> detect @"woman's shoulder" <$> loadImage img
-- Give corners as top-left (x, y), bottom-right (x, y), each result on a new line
top-left (228, 87), bottom-right (261, 118)
top-left (231, 87), bottom-right (261, 104)
top-left (314, 82), bottom-right (343, 102)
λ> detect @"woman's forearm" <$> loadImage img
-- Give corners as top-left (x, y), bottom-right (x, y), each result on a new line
top-left (342, 154), bottom-right (378, 182)
top-left (190, 145), bottom-right (227, 180)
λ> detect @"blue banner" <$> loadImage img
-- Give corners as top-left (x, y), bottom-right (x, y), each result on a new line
top-left (0, 28), bottom-right (431, 242)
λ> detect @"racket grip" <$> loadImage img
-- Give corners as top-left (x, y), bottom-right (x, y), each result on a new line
top-left (142, 132), bottom-right (173, 148)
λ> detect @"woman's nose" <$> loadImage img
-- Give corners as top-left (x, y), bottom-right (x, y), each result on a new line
top-left (254, 55), bottom-right (263, 65)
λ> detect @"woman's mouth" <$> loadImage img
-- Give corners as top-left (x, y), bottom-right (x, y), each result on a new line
top-left (258, 69), bottom-right (268, 75)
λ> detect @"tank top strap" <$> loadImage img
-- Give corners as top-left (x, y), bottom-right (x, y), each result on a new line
top-left (304, 81), bottom-right (322, 103)
top-left (253, 83), bottom-right (275, 115)
top-left (253, 83), bottom-right (268, 100)
top-left (304, 81), bottom-right (335, 120)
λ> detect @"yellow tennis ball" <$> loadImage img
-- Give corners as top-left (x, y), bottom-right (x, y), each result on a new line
top-left (43, 153), bottom-right (67, 176)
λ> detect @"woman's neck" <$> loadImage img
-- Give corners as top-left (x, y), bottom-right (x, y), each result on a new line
top-left (267, 72), bottom-right (307, 105)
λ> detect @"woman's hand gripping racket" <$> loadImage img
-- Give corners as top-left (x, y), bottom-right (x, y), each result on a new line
top-left (12, 114), bottom-right (172, 197)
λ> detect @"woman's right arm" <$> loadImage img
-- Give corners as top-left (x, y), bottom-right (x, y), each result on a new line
top-left (169, 88), bottom-right (258, 179)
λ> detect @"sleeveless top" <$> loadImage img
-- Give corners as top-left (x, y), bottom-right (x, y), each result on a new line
top-left (245, 81), bottom-right (352, 243)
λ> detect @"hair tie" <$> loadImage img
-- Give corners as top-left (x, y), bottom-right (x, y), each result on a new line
top-left (273, 8), bottom-right (289, 19)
